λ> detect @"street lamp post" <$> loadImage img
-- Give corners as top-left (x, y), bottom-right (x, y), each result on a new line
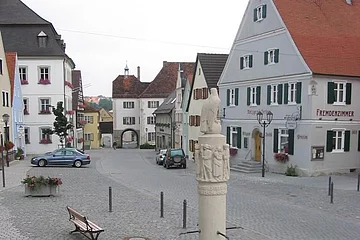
top-left (2, 114), bottom-right (10, 167)
top-left (256, 111), bottom-right (273, 178)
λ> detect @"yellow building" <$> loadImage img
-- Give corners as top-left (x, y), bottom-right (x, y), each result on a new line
top-left (99, 108), bottom-right (113, 122)
top-left (84, 105), bottom-right (100, 149)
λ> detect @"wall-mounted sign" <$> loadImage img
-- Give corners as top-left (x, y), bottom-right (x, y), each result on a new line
top-left (316, 109), bottom-right (354, 117)
top-left (243, 132), bottom-right (251, 136)
top-left (297, 134), bottom-right (308, 140)
top-left (311, 146), bottom-right (324, 161)
top-left (247, 109), bottom-right (271, 115)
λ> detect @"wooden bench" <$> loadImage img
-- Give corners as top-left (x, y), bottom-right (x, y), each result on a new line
top-left (66, 206), bottom-right (104, 240)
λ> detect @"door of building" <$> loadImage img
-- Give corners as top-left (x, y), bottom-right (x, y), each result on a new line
top-left (255, 131), bottom-right (261, 162)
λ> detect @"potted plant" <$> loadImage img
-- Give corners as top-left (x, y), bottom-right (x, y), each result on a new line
top-left (22, 175), bottom-right (62, 196)
top-left (40, 138), bottom-right (52, 144)
top-left (15, 148), bottom-right (24, 160)
top-left (274, 152), bottom-right (289, 163)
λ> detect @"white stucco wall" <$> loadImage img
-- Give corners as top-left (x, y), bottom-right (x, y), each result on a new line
top-left (139, 98), bottom-right (164, 145)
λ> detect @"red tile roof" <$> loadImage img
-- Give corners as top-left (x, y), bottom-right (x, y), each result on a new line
top-left (139, 62), bottom-right (195, 98)
top-left (5, 52), bottom-right (16, 105)
top-left (112, 75), bottom-right (150, 98)
top-left (274, 0), bottom-right (360, 77)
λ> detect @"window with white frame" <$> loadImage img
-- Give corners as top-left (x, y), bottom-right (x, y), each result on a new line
top-left (147, 116), bottom-right (155, 124)
top-left (251, 87), bottom-right (257, 105)
top-left (85, 116), bottom-right (94, 124)
top-left (254, 5), bottom-right (266, 22)
top-left (2, 91), bottom-right (9, 107)
top-left (147, 132), bottom-right (155, 142)
top-left (332, 129), bottom-right (345, 151)
top-left (39, 98), bottom-right (51, 112)
top-left (230, 127), bottom-right (238, 148)
top-left (85, 133), bottom-right (94, 141)
top-left (271, 85), bottom-right (278, 104)
top-left (240, 55), bottom-right (253, 69)
top-left (148, 101), bottom-right (159, 108)
top-left (123, 101), bottom-right (134, 109)
top-left (268, 50), bottom-right (275, 64)
top-left (288, 83), bottom-right (296, 103)
top-left (334, 82), bottom-right (346, 104)
top-left (278, 129), bottom-right (289, 153)
top-left (230, 89), bottom-right (236, 106)
top-left (123, 117), bottom-right (135, 125)
top-left (40, 127), bottom-right (52, 141)
top-left (39, 67), bottom-right (50, 80)
top-left (25, 127), bottom-right (30, 144)
top-left (19, 67), bottom-right (27, 81)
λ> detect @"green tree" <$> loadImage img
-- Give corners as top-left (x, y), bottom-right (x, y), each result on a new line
top-left (98, 98), bottom-right (112, 111)
top-left (44, 101), bottom-right (73, 146)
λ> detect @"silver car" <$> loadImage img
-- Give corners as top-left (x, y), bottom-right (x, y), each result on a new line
top-left (156, 149), bottom-right (167, 165)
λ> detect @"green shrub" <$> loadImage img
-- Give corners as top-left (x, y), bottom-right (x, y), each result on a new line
top-left (15, 148), bottom-right (24, 159)
top-left (285, 164), bottom-right (298, 177)
top-left (140, 143), bottom-right (156, 149)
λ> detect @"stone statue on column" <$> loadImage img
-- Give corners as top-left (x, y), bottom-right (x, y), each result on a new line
top-left (195, 88), bottom-right (230, 240)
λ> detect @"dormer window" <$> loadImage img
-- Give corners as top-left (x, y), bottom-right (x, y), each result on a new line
top-left (37, 31), bottom-right (48, 48)
top-left (254, 5), bottom-right (267, 22)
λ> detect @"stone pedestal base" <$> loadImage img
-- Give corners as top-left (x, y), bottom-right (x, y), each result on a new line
top-left (198, 182), bottom-right (227, 240)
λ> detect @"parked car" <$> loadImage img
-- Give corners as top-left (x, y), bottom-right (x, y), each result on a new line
top-left (30, 148), bottom-right (91, 168)
top-left (156, 149), bottom-right (167, 165)
top-left (163, 148), bottom-right (187, 169)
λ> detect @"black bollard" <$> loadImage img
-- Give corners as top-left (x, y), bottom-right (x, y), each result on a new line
top-left (183, 200), bottom-right (187, 229)
top-left (160, 192), bottom-right (164, 218)
top-left (330, 182), bottom-right (334, 204)
top-left (357, 174), bottom-right (360, 192)
top-left (109, 187), bottom-right (112, 212)
top-left (328, 176), bottom-right (332, 196)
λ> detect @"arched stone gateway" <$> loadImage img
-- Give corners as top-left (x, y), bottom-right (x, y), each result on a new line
top-left (120, 129), bottom-right (139, 148)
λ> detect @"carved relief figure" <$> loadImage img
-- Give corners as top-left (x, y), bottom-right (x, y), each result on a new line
top-left (201, 144), bottom-right (213, 181)
top-left (195, 143), bottom-right (202, 178)
top-left (223, 144), bottom-right (230, 180)
top-left (213, 146), bottom-right (224, 180)
top-left (200, 88), bottom-right (221, 134)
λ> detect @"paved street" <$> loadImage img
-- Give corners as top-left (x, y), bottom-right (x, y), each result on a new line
top-left (0, 149), bottom-right (359, 239)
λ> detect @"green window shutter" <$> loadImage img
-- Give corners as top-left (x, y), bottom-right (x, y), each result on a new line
top-left (267, 85), bottom-right (271, 105)
top-left (148, 101), bottom-right (150, 108)
top-left (256, 86), bottom-right (261, 105)
top-left (296, 82), bottom-right (302, 104)
top-left (327, 82), bottom-right (335, 104)
top-left (237, 127), bottom-right (242, 149)
top-left (264, 51), bottom-right (268, 65)
top-left (226, 127), bottom-right (230, 144)
top-left (249, 55), bottom-right (253, 68)
top-left (358, 131), bottom-right (360, 151)
top-left (273, 129), bottom-right (279, 153)
top-left (274, 49), bottom-right (280, 63)
top-left (344, 130), bottom-right (350, 152)
top-left (262, 5), bottom-right (267, 18)
top-left (247, 87), bottom-right (251, 106)
top-left (226, 89), bottom-right (230, 106)
top-left (240, 57), bottom-right (244, 70)
top-left (235, 88), bottom-right (239, 106)
top-left (346, 83), bottom-right (352, 105)
top-left (123, 102), bottom-right (126, 108)
top-left (326, 130), bottom-right (334, 152)
top-left (288, 129), bottom-right (294, 155)
top-left (253, 8), bottom-right (257, 21)
top-left (284, 83), bottom-right (289, 104)
top-left (278, 84), bottom-right (283, 104)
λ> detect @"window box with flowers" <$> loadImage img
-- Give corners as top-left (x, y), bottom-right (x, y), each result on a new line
top-left (65, 81), bottom-right (73, 89)
top-left (22, 175), bottom-right (62, 197)
top-left (66, 110), bottom-right (74, 115)
top-left (40, 138), bottom-right (52, 144)
top-left (39, 109), bottom-right (51, 114)
top-left (0, 141), bottom-right (14, 152)
top-left (21, 80), bottom-right (29, 85)
top-left (274, 153), bottom-right (289, 163)
top-left (79, 120), bottom-right (87, 126)
top-left (78, 138), bottom-right (84, 143)
top-left (39, 78), bottom-right (51, 85)
top-left (229, 147), bottom-right (238, 156)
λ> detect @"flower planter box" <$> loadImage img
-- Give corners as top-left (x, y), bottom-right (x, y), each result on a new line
top-left (24, 185), bottom-right (59, 197)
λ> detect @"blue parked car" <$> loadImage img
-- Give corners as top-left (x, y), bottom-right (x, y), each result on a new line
top-left (30, 148), bottom-right (91, 168)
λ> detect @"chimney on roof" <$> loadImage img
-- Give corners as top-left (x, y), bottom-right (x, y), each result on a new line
top-left (137, 66), bottom-right (140, 81)
top-left (346, 0), bottom-right (352, 4)
top-left (163, 61), bottom-right (167, 67)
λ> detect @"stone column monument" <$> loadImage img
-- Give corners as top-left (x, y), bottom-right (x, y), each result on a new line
top-left (195, 88), bottom-right (230, 240)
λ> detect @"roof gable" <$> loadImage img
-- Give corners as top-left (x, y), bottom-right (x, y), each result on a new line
top-left (112, 75), bottom-right (149, 98)
top-left (274, 0), bottom-right (360, 76)
top-left (153, 90), bottom-right (176, 114)
top-left (0, 0), bottom-right (49, 25)
top-left (139, 62), bottom-right (195, 98)
top-left (5, 52), bottom-right (16, 104)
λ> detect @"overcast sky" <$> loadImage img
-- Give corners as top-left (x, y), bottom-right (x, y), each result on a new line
top-left (22, 0), bottom-right (247, 97)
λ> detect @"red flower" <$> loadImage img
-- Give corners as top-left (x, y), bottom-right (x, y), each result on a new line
top-left (65, 81), bottom-right (73, 89)
top-left (39, 78), bottom-right (51, 85)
